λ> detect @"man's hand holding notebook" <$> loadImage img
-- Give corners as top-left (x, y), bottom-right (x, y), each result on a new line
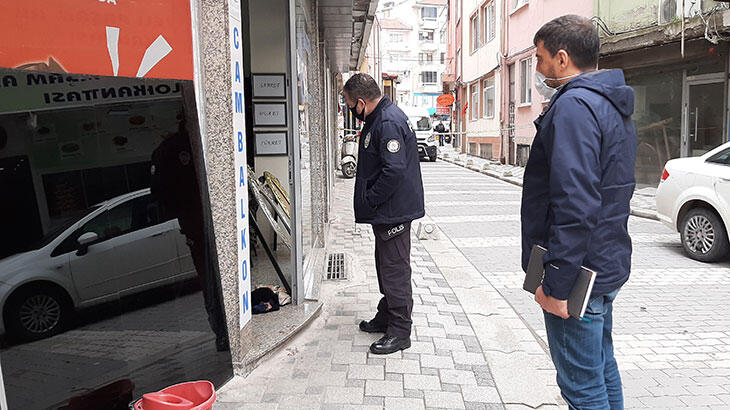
top-left (523, 245), bottom-right (597, 320)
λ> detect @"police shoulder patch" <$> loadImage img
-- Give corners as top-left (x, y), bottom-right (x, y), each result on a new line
top-left (386, 139), bottom-right (400, 153)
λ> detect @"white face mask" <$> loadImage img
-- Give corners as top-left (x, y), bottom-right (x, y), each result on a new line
top-left (534, 71), bottom-right (580, 100)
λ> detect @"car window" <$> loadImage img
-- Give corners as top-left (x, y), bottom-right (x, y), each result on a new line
top-left (408, 116), bottom-right (432, 131)
top-left (50, 195), bottom-right (167, 257)
top-left (707, 148), bottom-right (730, 166)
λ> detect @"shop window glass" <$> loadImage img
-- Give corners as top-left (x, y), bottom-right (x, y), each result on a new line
top-left (626, 69), bottom-right (683, 186)
top-left (0, 67), bottom-right (232, 409)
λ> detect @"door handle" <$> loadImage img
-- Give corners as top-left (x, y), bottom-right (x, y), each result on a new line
top-left (148, 232), bottom-right (165, 238)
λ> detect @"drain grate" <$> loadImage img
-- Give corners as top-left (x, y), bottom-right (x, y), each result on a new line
top-left (326, 253), bottom-right (347, 280)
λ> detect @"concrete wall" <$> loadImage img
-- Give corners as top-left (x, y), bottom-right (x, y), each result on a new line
top-left (594, 0), bottom-right (658, 33)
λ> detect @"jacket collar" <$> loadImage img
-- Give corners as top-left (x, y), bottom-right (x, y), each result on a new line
top-left (363, 97), bottom-right (391, 129)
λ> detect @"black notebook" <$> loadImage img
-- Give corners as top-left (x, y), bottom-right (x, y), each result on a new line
top-left (523, 245), bottom-right (597, 319)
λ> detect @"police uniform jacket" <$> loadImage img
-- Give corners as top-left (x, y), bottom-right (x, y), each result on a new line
top-left (354, 97), bottom-right (425, 225)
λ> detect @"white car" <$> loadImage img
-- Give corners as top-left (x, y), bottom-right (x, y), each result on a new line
top-left (0, 189), bottom-right (196, 341)
top-left (656, 142), bottom-right (730, 262)
top-left (403, 107), bottom-right (437, 162)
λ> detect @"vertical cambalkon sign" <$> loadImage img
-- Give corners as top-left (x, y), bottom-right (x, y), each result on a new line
top-left (229, 0), bottom-right (252, 328)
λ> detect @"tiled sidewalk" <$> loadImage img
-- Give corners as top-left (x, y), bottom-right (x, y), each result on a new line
top-left (217, 177), bottom-right (510, 409)
top-left (439, 146), bottom-right (659, 220)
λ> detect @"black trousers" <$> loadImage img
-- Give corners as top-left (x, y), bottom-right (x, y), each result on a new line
top-left (371, 222), bottom-right (413, 338)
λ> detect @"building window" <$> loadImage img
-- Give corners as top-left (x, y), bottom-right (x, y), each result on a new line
top-left (419, 30), bottom-right (435, 42)
top-left (520, 58), bottom-right (532, 105)
top-left (419, 53), bottom-right (426, 64)
top-left (482, 77), bottom-right (495, 118)
top-left (390, 32), bottom-right (405, 43)
top-left (481, 1), bottom-right (496, 43)
top-left (512, 0), bottom-right (528, 11)
top-left (422, 6), bottom-right (437, 20)
top-left (470, 83), bottom-right (479, 120)
top-left (440, 52), bottom-right (446, 64)
top-left (440, 28), bottom-right (447, 44)
top-left (421, 71), bottom-right (438, 84)
top-left (470, 14), bottom-right (480, 53)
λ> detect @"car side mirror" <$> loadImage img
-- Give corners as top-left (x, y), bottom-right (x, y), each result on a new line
top-left (76, 232), bottom-right (99, 256)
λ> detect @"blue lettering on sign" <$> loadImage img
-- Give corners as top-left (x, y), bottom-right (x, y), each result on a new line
top-left (240, 198), bottom-right (246, 219)
top-left (241, 228), bottom-right (247, 249)
top-left (240, 166), bottom-right (245, 187)
top-left (242, 260), bottom-right (248, 281)
top-left (234, 91), bottom-right (243, 113)
top-left (242, 290), bottom-right (249, 314)
top-left (238, 131), bottom-right (243, 152)
top-left (235, 61), bottom-right (241, 83)
top-left (233, 27), bottom-right (240, 49)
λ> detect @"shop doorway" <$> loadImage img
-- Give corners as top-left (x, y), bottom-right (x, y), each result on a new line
top-left (683, 74), bottom-right (728, 157)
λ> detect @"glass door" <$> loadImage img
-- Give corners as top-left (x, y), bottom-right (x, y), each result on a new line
top-left (683, 75), bottom-right (727, 157)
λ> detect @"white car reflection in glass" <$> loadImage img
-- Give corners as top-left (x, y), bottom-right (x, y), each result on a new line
top-left (0, 189), bottom-right (196, 341)
top-left (656, 142), bottom-right (730, 262)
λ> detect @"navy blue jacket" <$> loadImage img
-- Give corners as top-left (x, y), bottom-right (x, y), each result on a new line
top-left (521, 70), bottom-right (637, 300)
top-left (354, 98), bottom-right (425, 225)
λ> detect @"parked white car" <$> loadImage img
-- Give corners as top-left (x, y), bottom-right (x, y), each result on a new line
top-left (403, 107), bottom-right (438, 162)
top-left (0, 189), bottom-right (196, 341)
top-left (656, 142), bottom-right (730, 262)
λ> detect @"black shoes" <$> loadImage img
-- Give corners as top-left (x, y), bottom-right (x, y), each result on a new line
top-left (370, 335), bottom-right (411, 355)
top-left (359, 320), bottom-right (387, 333)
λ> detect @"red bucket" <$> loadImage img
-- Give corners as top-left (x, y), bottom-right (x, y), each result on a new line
top-left (133, 381), bottom-right (215, 410)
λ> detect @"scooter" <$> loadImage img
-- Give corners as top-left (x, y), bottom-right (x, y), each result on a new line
top-left (340, 133), bottom-right (358, 178)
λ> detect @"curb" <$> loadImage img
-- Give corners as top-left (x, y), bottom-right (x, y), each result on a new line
top-left (439, 153), bottom-right (660, 221)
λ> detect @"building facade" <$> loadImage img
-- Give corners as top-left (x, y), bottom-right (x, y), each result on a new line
top-left (378, 0), bottom-right (449, 110)
top-left (501, 0), bottom-right (593, 166)
top-left (458, 0), bottom-right (503, 159)
top-left (597, 0), bottom-right (730, 187)
top-left (0, 0), bottom-right (373, 407)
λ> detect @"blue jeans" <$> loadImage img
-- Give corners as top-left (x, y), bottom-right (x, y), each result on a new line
top-left (543, 289), bottom-right (623, 410)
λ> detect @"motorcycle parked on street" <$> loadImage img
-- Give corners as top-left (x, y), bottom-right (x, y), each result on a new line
top-left (340, 133), bottom-right (358, 178)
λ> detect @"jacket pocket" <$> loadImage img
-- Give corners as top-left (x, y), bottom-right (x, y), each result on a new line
top-left (356, 183), bottom-right (377, 219)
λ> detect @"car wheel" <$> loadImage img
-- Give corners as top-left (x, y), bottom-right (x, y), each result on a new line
top-left (429, 153), bottom-right (437, 162)
top-left (5, 284), bottom-right (71, 341)
top-left (680, 208), bottom-right (730, 262)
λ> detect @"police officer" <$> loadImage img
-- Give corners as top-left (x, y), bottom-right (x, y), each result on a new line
top-left (344, 73), bottom-right (425, 355)
top-left (150, 119), bottom-right (229, 352)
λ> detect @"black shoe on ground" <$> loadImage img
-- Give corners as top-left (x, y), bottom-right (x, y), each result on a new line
top-left (359, 320), bottom-right (387, 333)
top-left (369, 335), bottom-right (411, 355)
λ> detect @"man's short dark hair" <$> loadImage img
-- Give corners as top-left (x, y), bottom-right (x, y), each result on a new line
top-left (533, 15), bottom-right (599, 70)
top-left (343, 73), bottom-right (382, 102)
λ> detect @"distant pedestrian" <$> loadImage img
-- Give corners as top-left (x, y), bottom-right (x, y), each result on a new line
top-left (344, 73), bottom-right (425, 355)
top-left (520, 15), bottom-right (636, 409)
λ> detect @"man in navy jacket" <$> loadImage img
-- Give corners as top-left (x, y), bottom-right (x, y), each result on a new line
top-left (344, 73), bottom-right (425, 354)
top-left (521, 15), bottom-right (636, 409)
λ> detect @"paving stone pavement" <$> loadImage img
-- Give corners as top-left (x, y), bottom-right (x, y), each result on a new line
top-left (217, 174), bottom-right (563, 409)
top-left (438, 145), bottom-right (659, 219)
top-left (421, 160), bottom-right (730, 409)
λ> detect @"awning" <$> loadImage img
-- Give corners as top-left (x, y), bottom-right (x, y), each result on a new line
top-left (318, 0), bottom-right (379, 72)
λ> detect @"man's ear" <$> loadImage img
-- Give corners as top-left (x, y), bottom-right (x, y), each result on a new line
top-left (556, 50), bottom-right (570, 69)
